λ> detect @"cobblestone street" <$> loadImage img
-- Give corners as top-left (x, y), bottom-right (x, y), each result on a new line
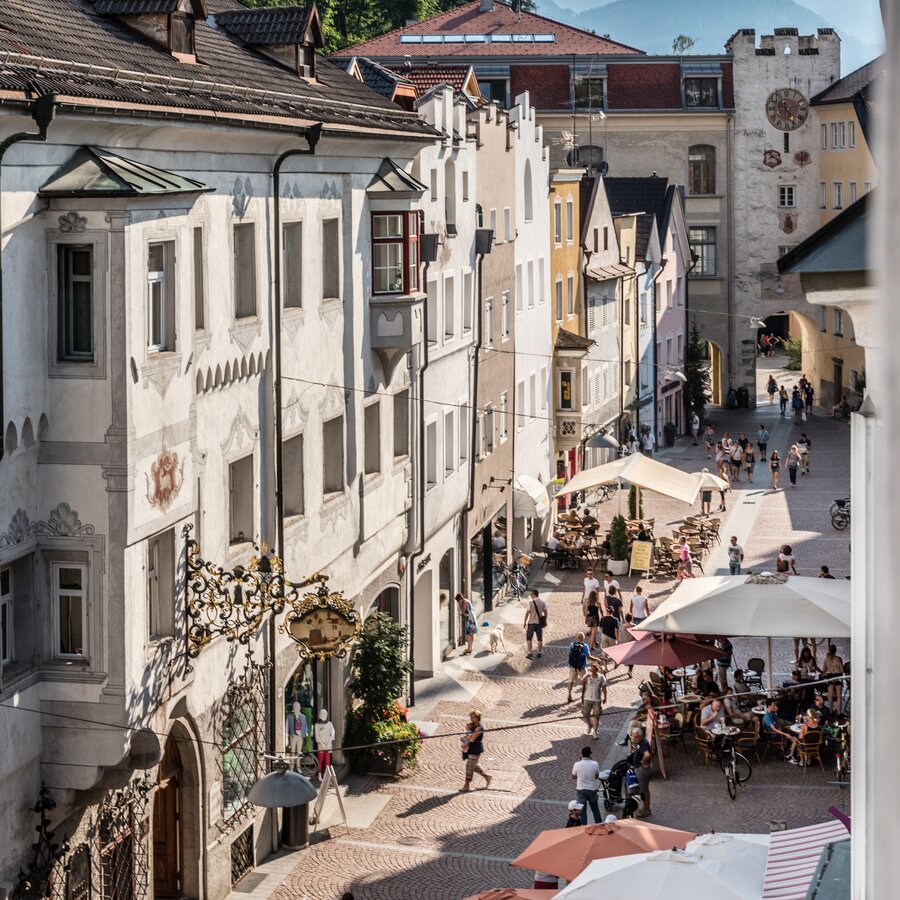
top-left (248, 357), bottom-right (853, 900)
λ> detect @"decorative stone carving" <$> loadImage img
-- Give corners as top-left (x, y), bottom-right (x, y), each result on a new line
top-left (145, 447), bottom-right (185, 512)
top-left (58, 211), bottom-right (87, 233)
top-left (762, 149), bottom-right (782, 169)
top-left (232, 176), bottom-right (253, 217)
top-left (0, 503), bottom-right (96, 548)
top-left (220, 407), bottom-right (257, 455)
top-left (320, 180), bottom-right (340, 200)
top-left (779, 212), bottom-right (797, 234)
top-left (793, 151), bottom-right (811, 168)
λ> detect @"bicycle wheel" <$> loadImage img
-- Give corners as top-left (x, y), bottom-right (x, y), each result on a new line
top-left (726, 768), bottom-right (737, 800)
top-left (835, 756), bottom-right (845, 788)
top-left (734, 753), bottom-right (752, 785)
top-left (831, 512), bottom-right (850, 531)
top-left (299, 753), bottom-right (318, 778)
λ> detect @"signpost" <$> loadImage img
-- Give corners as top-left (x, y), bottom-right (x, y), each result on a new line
top-left (629, 540), bottom-right (653, 576)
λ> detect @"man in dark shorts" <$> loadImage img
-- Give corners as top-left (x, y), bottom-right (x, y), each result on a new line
top-left (523, 589), bottom-right (548, 659)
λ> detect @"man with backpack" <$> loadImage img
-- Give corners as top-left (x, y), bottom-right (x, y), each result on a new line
top-left (566, 632), bottom-right (591, 704)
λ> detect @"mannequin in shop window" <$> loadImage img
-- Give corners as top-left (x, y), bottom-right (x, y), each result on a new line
top-left (286, 702), bottom-right (309, 769)
top-left (315, 708), bottom-right (336, 775)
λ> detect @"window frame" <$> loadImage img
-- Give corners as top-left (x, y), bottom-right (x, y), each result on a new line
top-left (282, 220), bottom-right (303, 309)
top-left (1, 567), bottom-right (11, 665)
top-left (147, 240), bottom-right (176, 353)
top-left (778, 185), bottom-right (796, 209)
top-left (322, 414), bottom-right (345, 497)
top-left (555, 278), bottom-right (564, 322)
top-left (833, 308), bottom-right (844, 336)
top-left (57, 243), bottom-right (95, 363)
top-left (53, 562), bottom-right (87, 660)
top-left (683, 76), bottom-right (720, 109)
top-left (371, 211), bottom-right (420, 296)
top-left (687, 144), bottom-right (716, 195)
top-left (553, 200), bottom-right (562, 245)
top-left (393, 390), bottom-right (410, 460)
top-left (833, 181), bottom-right (843, 210)
top-left (848, 121), bottom-right (856, 149)
top-left (364, 401), bottom-right (381, 477)
top-left (233, 222), bottom-right (257, 319)
top-left (566, 273), bottom-right (575, 317)
top-left (283, 432), bottom-right (305, 518)
top-left (229, 455), bottom-right (255, 546)
top-left (688, 226), bottom-right (717, 277)
top-left (573, 76), bottom-right (605, 110)
top-left (322, 217), bottom-right (341, 300)
top-left (565, 198), bottom-right (574, 243)
top-left (147, 529), bottom-right (176, 640)
top-left (559, 369), bottom-right (573, 411)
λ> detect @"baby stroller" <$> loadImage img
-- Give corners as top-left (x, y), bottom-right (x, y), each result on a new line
top-left (598, 759), bottom-right (642, 819)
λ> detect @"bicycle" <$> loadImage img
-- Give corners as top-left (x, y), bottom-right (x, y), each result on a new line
top-left (495, 559), bottom-right (528, 603)
top-left (831, 722), bottom-right (851, 788)
top-left (717, 734), bottom-right (752, 800)
top-left (831, 508), bottom-right (850, 530)
top-left (588, 482), bottom-right (617, 504)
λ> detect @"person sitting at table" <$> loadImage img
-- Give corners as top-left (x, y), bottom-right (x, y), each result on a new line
top-left (547, 534), bottom-right (560, 552)
top-left (776, 683), bottom-right (801, 723)
top-left (598, 535), bottom-right (611, 557)
top-left (799, 708), bottom-right (822, 740)
top-left (722, 687), bottom-right (748, 723)
top-left (732, 669), bottom-right (751, 698)
top-left (565, 509), bottom-right (582, 525)
top-left (763, 698), bottom-right (800, 763)
top-left (797, 646), bottom-right (819, 679)
top-left (830, 396), bottom-right (850, 418)
top-left (813, 693), bottom-right (838, 727)
top-left (635, 523), bottom-right (652, 542)
top-left (700, 697), bottom-right (726, 731)
top-left (693, 669), bottom-right (719, 697)
top-left (573, 533), bottom-right (586, 550)
top-left (581, 508), bottom-right (598, 531)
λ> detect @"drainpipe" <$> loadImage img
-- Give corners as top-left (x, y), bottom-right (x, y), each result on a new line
top-left (725, 112), bottom-right (735, 394)
top-left (649, 259), bottom-right (667, 442)
top-left (407, 218), bottom-right (432, 707)
top-left (269, 126), bottom-right (321, 814)
top-left (0, 93), bottom-right (57, 460)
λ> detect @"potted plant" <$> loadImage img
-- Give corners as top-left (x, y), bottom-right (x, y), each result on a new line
top-left (344, 612), bottom-right (422, 776)
top-left (663, 421), bottom-right (677, 447)
top-left (608, 514), bottom-right (629, 575)
top-left (628, 484), bottom-right (644, 520)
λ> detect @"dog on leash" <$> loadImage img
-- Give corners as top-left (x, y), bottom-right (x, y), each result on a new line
top-left (488, 624), bottom-right (506, 653)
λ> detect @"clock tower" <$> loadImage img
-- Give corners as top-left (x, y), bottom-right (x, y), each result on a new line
top-left (724, 28), bottom-right (840, 400)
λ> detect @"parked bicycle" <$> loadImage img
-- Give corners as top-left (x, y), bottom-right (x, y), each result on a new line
top-left (831, 497), bottom-right (850, 531)
top-left (831, 722), bottom-right (851, 788)
top-left (587, 482), bottom-right (617, 505)
top-left (495, 557), bottom-right (529, 602)
top-left (717, 732), bottom-right (752, 800)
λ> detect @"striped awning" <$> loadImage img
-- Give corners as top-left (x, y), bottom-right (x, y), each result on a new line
top-left (761, 820), bottom-right (849, 900)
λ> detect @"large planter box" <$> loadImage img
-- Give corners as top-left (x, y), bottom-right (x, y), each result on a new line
top-left (365, 749), bottom-right (404, 777)
top-left (607, 558), bottom-right (628, 576)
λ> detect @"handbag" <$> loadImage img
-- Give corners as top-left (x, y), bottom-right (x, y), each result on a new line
top-left (801, 409), bottom-right (807, 421)
top-left (532, 600), bottom-right (548, 629)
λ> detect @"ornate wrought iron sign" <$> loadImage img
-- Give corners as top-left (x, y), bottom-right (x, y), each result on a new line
top-left (279, 581), bottom-right (361, 661)
top-left (183, 524), bottom-right (327, 663)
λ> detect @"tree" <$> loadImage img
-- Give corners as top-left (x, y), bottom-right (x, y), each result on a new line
top-left (672, 34), bottom-right (696, 54)
top-left (628, 484), bottom-right (643, 520)
top-left (683, 318), bottom-right (708, 422)
top-left (784, 335), bottom-right (803, 371)
top-left (609, 515), bottom-right (628, 561)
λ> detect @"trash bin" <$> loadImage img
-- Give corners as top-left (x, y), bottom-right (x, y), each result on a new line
top-left (727, 387), bottom-right (737, 409)
top-left (737, 386), bottom-right (750, 409)
top-left (282, 802), bottom-right (310, 850)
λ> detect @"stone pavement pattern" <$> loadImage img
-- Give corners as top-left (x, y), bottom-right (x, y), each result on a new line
top-left (248, 356), bottom-right (852, 900)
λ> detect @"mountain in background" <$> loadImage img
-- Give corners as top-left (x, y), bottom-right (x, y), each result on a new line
top-left (535, 0), bottom-right (884, 74)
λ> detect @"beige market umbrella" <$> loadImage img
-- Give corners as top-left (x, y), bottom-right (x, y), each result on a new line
top-left (511, 820), bottom-right (696, 882)
top-left (636, 573), bottom-right (851, 690)
top-left (692, 468), bottom-right (729, 491)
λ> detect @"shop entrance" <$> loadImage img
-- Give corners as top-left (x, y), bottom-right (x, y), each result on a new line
top-left (153, 738), bottom-right (182, 898)
top-left (439, 549), bottom-right (454, 657)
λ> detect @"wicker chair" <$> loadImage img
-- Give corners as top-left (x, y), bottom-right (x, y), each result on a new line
top-left (693, 726), bottom-right (716, 768)
top-left (798, 730), bottom-right (825, 772)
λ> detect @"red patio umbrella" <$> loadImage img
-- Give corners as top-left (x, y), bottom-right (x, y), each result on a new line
top-left (603, 633), bottom-right (724, 668)
top-left (460, 891), bottom-right (558, 900)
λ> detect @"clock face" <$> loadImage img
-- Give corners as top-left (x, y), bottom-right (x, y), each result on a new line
top-left (765, 88), bottom-right (809, 131)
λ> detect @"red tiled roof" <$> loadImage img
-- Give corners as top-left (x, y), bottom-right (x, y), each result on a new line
top-left (397, 65), bottom-right (469, 93)
top-left (604, 61), bottom-right (734, 111)
top-left (332, 0), bottom-right (643, 59)
top-left (510, 64), bottom-right (570, 110)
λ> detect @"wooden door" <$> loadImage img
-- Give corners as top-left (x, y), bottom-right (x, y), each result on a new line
top-left (153, 740), bottom-right (182, 898)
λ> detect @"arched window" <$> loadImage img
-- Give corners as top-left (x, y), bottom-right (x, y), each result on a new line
top-left (688, 144), bottom-right (716, 195)
top-left (524, 159), bottom-right (534, 222)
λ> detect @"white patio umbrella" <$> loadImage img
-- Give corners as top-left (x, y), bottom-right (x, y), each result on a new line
top-left (692, 468), bottom-right (729, 491)
top-left (555, 848), bottom-right (759, 900)
top-left (685, 833), bottom-right (770, 897)
top-left (636, 573), bottom-right (851, 690)
top-left (555, 453), bottom-right (703, 515)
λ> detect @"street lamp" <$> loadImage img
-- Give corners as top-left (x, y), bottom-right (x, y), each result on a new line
top-left (585, 431), bottom-right (620, 451)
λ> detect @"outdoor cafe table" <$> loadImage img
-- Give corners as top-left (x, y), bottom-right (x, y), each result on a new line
top-left (706, 724), bottom-right (741, 738)
top-left (751, 706), bottom-right (768, 716)
top-left (671, 666), bottom-right (697, 695)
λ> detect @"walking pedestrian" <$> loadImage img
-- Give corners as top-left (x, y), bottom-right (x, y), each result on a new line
top-left (804, 382), bottom-right (815, 414)
top-left (700, 479), bottom-right (712, 516)
top-left (714, 637), bottom-right (733, 692)
top-left (641, 428), bottom-right (656, 456)
top-left (729, 441), bottom-right (743, 481)
top-left (691, 412), bottom-right (700, 445)
top-left (605, 584), bottom-right (624, 622)
top-left (743, 443), bottom-right (755, 482)
top-left (798, 433), bottom-right (812, 474)
top-left (460, 709), bottom-right (491, 791)
top-left (523, 589), bottom-right (547, 659)
top-left (581, 663), bottom-right (608, 739)
top-left (584, 590), bottom-right (600, 650)
top-left (566, 632), bottom-right (590, 703)
top-left (630, 585), bottom-right (649, 625)
top-left (819, 565), bottom-right (836, 579)
top-left (703, 424), bottom-right (716, 459)
top-left (718, 469), bottom-right (729, 511)
top-left (791, 388), bottom-right (804, 423)
top-left (456, 593), bottom-right (477, 655)
top-left (757, 424), bottom-right (769, 461)
top-left (715, 442), bottom-right (727, 479)
top-left (822, 644), bottom-right (845, 713)
top-left (727, 536), bottom-right (744, 575)
top-left (628, 726), bottom-right (653, 818)
top-left (571, 745), bottom-right (603, 823)
top-left (597, 611), bottom-right (620, 669)
top-left (583, 568), bottom-right (600, 611)
top-left (769, 450), bottom-right (781, 490)
top-left (779, 385), bottom-right (789, 416)
top-left (767, 375), bottom-right (777, 404)
top-left (621, 612), bottom-right (636, 678)
top-left (677, 536), bottom-right (694, 579)
top-left (787, 444), bottom-right (801, 487)
top-left (602, 571), bottom-right (621, 606)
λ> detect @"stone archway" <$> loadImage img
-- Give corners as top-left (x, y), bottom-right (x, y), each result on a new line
top-left (153, 720), bottom-right (203, 899)
top-left (705, 339), bottom-right (725, 406)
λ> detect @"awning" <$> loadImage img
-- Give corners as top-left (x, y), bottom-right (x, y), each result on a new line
top-left (513, 475), bottom-right (550, 519)
top-left (762, 820), bottom-right (849, 900)
top-left (555, 454), bottom-right (702, 505)
top-left (805, 838), bottom-right (850, 900)
top-left (586, 262), bottom-right (635, 280)
top-left (39, 146), bottom-right (213, 198)
top-left (366, 158), bottom-right (429, 198)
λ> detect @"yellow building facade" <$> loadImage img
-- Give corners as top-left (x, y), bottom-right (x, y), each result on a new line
top-left (790, 58), bottom-right (881, 408)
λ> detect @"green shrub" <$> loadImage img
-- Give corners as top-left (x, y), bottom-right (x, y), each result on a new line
top-left (784, 336), bottom-right (802, 371)
top-left (628, 485), bottom-right (644, 520)
top-left (610, 514), bottom-right (629, 560)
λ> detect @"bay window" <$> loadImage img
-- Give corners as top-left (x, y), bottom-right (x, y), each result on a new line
top-left (372, 212), bottom-right (420, 295)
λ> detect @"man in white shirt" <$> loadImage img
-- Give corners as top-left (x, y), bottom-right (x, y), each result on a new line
top-left (523, 590), bottom-right (548, 659)
top-left (691, 413), bottom-right (700, 445)
top-left (571, 745), bottom-right (603, 824)
top-left (630, 585), bottom-right (649, 624)
top-left (642, 429), bottom-right (656, 456)
top-left (583, 568), bottom-right (601, 614)
top-left (547, 535), bottom-right (560, 551)
top-left (602, 571), bottom-right (620, 603)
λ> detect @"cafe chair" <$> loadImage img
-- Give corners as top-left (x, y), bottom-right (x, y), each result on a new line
top-left (798, 731), bottom-right (825, 773)
top-left (660, 712), bottom-right (687, 752)
top-left (744, 658), bottom-right (765, 688)
top-left (736, 719), bottom-right (762, 763)
top-left (693, 727), bottom-right (716, 768)
top-left (706, 518), bottom-right (722, 544)
top-left (762, 731), bottom-right (791, 762)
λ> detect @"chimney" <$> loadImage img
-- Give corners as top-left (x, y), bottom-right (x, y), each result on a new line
top-left (480, 0), bottom-right (494, 12)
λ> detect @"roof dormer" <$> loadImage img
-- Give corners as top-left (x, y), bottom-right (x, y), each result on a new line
top-left (94, 0), bottom-right (208, 63)
top-left (213, 4), bottom-right (324, 80)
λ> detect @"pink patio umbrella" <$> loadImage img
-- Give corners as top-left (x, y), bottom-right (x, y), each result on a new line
top-left (603, 633), bottom-right (724, 668)
top-left (460, 891), bottom-right (559, 900)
